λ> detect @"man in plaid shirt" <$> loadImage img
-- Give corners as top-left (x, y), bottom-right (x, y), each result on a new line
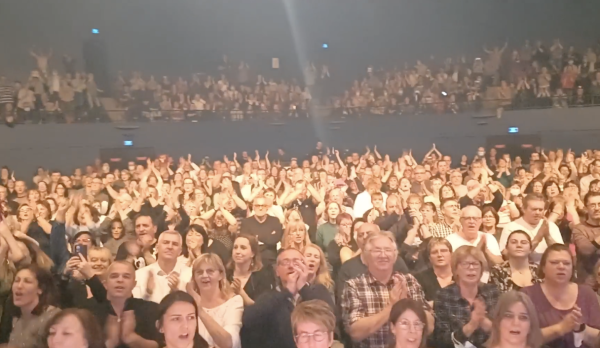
top-left (429, 198), bottom-right (461, 238)
top-left (341, 231), bottom-right (432, 348)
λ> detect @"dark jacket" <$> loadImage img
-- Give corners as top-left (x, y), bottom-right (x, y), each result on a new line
top-left (241, 284), bottom-right (335, 348)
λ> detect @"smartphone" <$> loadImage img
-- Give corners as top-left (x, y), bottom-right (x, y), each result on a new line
top-left (74, 244), bottom-right (88, 259)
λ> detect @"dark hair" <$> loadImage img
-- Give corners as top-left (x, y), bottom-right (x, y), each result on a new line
top-left (14, 264), bottom-right (58, 316)
top-left (53, 183), bottom-right (68, 198)
top-left (481, 206), bottom-right (499, 225)
top-left (228, 233), bottom-right (263, 272)
top-left (40, 309), bottom-right (105, 348)
top-left (336, 212), bottom-right (353, 225)
top-left (558, 164), bottom-right (572, 179)
top-left (440, 197), bottom-right (459, 209)
top-left (35, 200), bottom-right (52, 220)
top-left (439, 184), bottom-right (456, 199)
top-left (183, 224), bottom-right (209, 257)
top-left (134, 213), bottom-right (156, 226)
top-left (73, 203), bottom-right (100, 225)
top-left (538, 244), bottom-right (575, 281)
top-left (584, 191), bottom-right (600, 205)
top-left (389, 299), bottom-right (428, 348)
top-left (542, 180), bottom-right (561, 199)
top-left (157, 291), bottom-right (209, 348)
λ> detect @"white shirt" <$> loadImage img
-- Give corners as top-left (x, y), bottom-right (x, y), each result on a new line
top-left (499, 218), bottom-right (564, 264)
top-left (133, 259), bottom-right (192, 303)
top-left (198, 295), bottom-right (244, 348)
top-left (445, 231), bottom-right (501, 283)
top-left (353, 191), bottom-right (388, 218)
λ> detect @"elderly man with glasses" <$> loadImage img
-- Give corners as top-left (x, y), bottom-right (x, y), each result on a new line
top-left (341, 230), bottom-right (432, 348)
top-left (445, 206), bottom-right (503, 282)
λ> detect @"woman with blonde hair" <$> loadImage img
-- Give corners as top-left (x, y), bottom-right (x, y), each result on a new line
top-left (303, 244), bottom-right (334, 293)
top-left (282, 221), bottom-right (310, 250)
top-left (187, 253), bottom-right (244, 348)
top-left (433, 246), bottom-right (500, 348)
top-left (485, 291), bottom-right (543, 348)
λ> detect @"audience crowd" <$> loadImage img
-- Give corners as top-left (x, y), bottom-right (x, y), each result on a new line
top-left (0, 140), bottom-right (600, 348)
top-left (3, 38), bottom-right (600, 123)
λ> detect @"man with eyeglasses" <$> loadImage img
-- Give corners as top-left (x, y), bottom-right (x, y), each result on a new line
top-left (446, 206), bottom-right (502, 282)
top-left (241, 248), bottom-right (335, 348)
top-left (291, 300), bottom-right (338, 348)
top-left (341, 230), bottom-right (431, 348)
top-left (240, 196), bottom-right (283, 267)
top-left (429, 198), bottom-right (462, 238)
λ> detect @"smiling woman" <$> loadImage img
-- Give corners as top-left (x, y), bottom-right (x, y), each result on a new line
top-left (189, 254), bottom-right (244, 348)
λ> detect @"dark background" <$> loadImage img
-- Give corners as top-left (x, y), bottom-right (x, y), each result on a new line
top-left (2, 0), bottom-right (600, 86)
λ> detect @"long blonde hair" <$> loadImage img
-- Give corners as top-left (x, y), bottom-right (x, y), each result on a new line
top-left (303, 244), bottom-right (334, 291)
top-left (192, 254), bottom-right (234, 299)
top-left (282, 221), bottom-right (310, 250)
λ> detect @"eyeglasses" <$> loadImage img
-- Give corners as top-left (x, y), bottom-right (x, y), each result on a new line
top-left (369, 248), bottom-right (396, 255)
top-left (195, 268), bottom-right (218, 276)
top-left (278, 258), bottom-right (304, 267)
top-left (254, 204), bottom-right (267, 209)
top-left (459, 261), bottom-right (481, 269)
top-left (295, 330), bottom-right (329, 344)
top-left (460, 216), bottom-right (482, 221)
top-left (397, 320), bottom-right (425, 331)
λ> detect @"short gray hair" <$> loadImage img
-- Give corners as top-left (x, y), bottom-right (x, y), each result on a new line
top-left (364, 231), bottom-right (397, 252)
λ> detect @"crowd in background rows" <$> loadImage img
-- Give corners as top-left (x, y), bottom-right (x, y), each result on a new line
top-left (3, 38), bottom-right (600, 123)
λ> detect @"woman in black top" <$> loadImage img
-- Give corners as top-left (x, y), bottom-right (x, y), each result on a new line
top-left (227, 234), bottom-right (275, 306)
top-left (182, 225), bottom-right (230, 267)
top-left (326, 213), bottom-right (358, 280)
top-left (414, 238), bottom-right (453, 304)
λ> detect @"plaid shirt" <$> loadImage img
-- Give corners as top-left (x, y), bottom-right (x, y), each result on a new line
top-left (341, 271), bottom-right (428, 348)
top-left (433, 283), bottom-right (500, 348)
top-left (429, 221), bottom-right (455, 238)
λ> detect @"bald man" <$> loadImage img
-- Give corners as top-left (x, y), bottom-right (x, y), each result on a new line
top-left (445, 206), bottom-right (503, 282)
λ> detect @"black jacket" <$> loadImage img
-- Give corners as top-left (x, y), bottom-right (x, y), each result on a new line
top-left (241, 284), bottom-right (335, 348)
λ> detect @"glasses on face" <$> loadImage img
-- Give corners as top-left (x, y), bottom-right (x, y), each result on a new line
top-left (459, 261), bottom-right (481, 269)
top-left (295, 330), bottom-right (329, 344)
top-left (278, 258), bottom-right (304, 267)
top-left (397, 320), bottom-right (425, 331)
top-left (195, 268), bottom-right (218, 276)
top-left (369, 248), bottom-right (396, 255)
top-left (254, 204), bottom-right (267, 209)
top-left (461, 216), bottom-right (481, 221)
